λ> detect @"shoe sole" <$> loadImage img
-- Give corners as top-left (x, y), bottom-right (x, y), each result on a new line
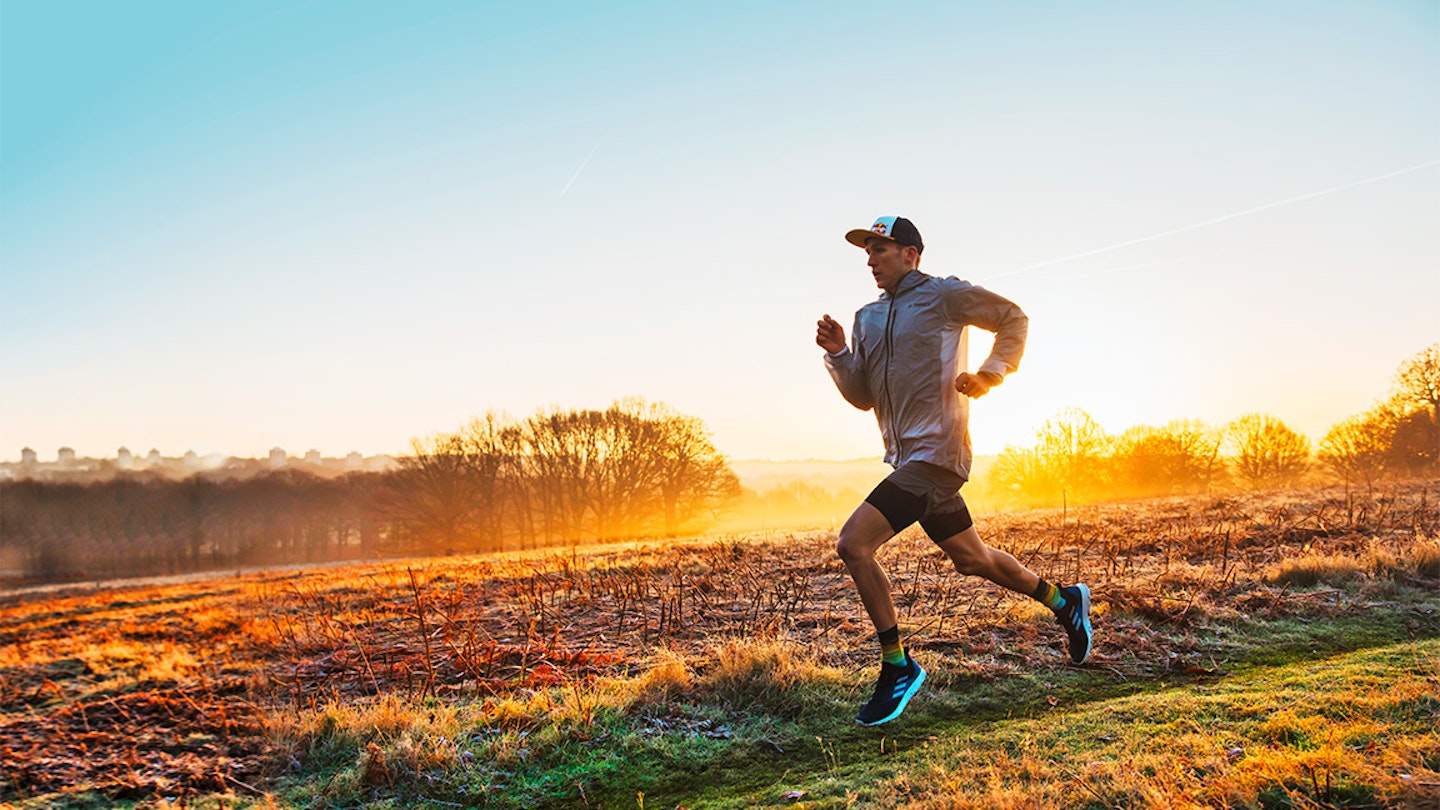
top-left (1071, 584), bottom-right (1092, 665)
top-left (857, 664), bottom-right (926, 726)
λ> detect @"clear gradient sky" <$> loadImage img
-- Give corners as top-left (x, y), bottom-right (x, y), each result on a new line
top-left (2, 1), bottom-right (1436, 463)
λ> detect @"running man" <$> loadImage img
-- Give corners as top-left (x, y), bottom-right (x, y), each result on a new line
top-left (816, 215), bottom-right (1093, 726)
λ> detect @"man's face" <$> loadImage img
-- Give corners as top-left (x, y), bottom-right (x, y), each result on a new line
top-left (865, 239), bottom-right (913, 292)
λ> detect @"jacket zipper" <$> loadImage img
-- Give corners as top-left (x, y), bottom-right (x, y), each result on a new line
top-left (882, 285), bottom-right (902, 453)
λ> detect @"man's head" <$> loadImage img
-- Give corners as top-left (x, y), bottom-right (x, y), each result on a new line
top-left (845, 216), bottom-right (923, 292)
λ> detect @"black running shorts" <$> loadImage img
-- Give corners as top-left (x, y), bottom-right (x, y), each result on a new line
top-left (864, 461), bottom-right (975, 543)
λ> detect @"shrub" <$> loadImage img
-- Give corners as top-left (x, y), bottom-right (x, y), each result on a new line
top-left (1267, 554), bottom-right (1364, 587)
top-left (696, 638), bottom-right (845, 716)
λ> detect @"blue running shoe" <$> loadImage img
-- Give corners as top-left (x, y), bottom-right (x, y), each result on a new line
top-left (856, 652), bottom-right (926, 726)
top-left (1054, 584), bottom-right (1093, 664)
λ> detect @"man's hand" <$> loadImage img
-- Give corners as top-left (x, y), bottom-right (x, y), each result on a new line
top-left (955, 372), bottom-right (993, 398)
top-left (816, 314), bottom-right (846, 354)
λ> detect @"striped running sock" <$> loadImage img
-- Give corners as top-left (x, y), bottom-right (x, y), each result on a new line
top-left (1032, 578), bottom-right (1068, 612)
top-left (878, 624), bottom-right (906, 666)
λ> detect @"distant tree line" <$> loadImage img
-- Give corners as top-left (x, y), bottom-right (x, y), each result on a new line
top-left (0, 400), bottom-right (741, 582)
top-left (383, 399), bottom-right (741, 554)
top-left (982, 344), bottom-right (1440, 507)
top-left (0, 471), bottom-right (389, 581)
top-left (5, 348), bottom-right (1435, 581)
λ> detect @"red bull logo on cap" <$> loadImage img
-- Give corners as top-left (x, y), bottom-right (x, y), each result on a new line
top-left (871, 216), bottom-right (897, 235)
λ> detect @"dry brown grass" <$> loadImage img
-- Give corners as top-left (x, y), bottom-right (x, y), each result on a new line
top-left (1, 478), bottom-right (1436, 805)
top-left (1267, 533), bottom-right (1440, 587)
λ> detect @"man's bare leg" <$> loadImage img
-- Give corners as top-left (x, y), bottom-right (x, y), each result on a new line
top-left (934, 526), bottom-right (1039, 594)
top-left (836, 501), bottom-right (928, 726)
top-left (834, 502), bottom-right (900, 632)
top-left (937, 525), bottom-right (1094, 664)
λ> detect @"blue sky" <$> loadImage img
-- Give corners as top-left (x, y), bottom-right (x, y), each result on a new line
top-left (2, 0), bottom-right (1436, 461)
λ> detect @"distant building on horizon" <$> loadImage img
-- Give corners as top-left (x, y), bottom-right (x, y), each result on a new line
top-left (1, 445), bottom-right (397, 481)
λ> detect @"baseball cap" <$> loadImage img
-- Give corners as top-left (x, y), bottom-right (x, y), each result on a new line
top-left (845, 216), bottom-right (924, 253)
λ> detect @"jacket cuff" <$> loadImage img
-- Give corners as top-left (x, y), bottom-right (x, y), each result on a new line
top-left (976, 370), bottom-right (1004, 386)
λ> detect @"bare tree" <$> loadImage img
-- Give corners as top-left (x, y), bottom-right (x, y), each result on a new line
top-left (456, 412), bottom-right (513, 550)
top-left (990, 445), bottom-right (1060, 507)
top-left (1160, 419), bottom-right (1224, 492)
top-left (624, 399), bottom-right (742, 536)
top-left (507, 401), bottom-right (743, 542)
top-left (985, 409), bottom-right (1109, 507)
top-left (514, 401), bottom-right (742, 540)
top-left (1035, 408), bottom-right (1109, 502)
top-left (387, 431), bottom-right (483, 553)
top-left (1111, 419), bottom-right (1222, 497)
top-left (586, 403), bottom-right (665, 538)
top-left (1394, 344), bottom-right (1440, 467)
top-left (1319, 408), bottom-right (1392, 492)
top-left (1225, 414), bottom-right (1310, 490)
top-left (516, 408), bottom-right (601, 543)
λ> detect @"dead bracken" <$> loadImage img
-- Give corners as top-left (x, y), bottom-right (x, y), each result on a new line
top-left (0, 479), bottom-right (1436, 803)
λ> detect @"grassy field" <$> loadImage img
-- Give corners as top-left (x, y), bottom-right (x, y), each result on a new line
top-left (2, 481), bottom-right (1438, 809)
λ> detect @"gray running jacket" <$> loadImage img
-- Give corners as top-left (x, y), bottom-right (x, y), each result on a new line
top-left (824, 270), bottom-right (1028, 480)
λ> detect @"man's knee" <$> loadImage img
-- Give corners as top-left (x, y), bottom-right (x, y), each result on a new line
top-left (947, 547), bottom-right (987, 576)
top-left (835, 529), bottom-right (872, 564)
top-left (836, 501), bottom-right (895, 564)
top-left (939, 528), bottom-right (991, 576)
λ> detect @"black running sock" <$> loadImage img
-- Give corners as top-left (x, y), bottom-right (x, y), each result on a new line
top-left (877, 624), bottom-right (905, 665)
top-left (1032, 578), bottom-right (1067, 611)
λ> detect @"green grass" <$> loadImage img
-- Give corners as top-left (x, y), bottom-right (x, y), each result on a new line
top-left (245, 589), bottom-right (1439, 810)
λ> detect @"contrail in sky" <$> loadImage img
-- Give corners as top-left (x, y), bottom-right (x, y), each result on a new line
top-left (1060, 244), bottom-right (1282, 281)
top-left (560, 146), bottom-right (598, 197)
top-left (990, 158), bottom-right (1440, 280)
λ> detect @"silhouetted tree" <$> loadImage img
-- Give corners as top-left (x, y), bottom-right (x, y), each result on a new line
top-left (1036, 408), bottom-right (1109, 502)
top-left (1225, 414), bottom-right (1310, 489)
top-left (394, 402), bottom-right (743, 547)
top-left (990, 445), bottom-right (1057, 506)
top-left (387, 431), bottom-right (485, 553)
top-left (457, 413), bottom-right (513, 550)
top-left (625, 400), bottom-right (742, 536)
top-left (1394, 344), bottom-right (1440, 467)
top-left (1319, 409), bottom-right (1392, 492)
top-left (575, 404), bottom-right (661, 539)
top-left (1110, 419), bottom-right (1222, 497)
top-left (986, 409), bottom-right (1111, 507)
top-left (515, 408), bottom-right (594, 544)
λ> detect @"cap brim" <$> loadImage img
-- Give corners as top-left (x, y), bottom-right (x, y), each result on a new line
top-left (845, 228), bottom-right (896, 248)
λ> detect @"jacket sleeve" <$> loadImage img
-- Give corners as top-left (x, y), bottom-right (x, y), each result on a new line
top-left (943, 280), bottom-right (1029, 381)
top-left (823, 317), bottom-right (874, 411)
